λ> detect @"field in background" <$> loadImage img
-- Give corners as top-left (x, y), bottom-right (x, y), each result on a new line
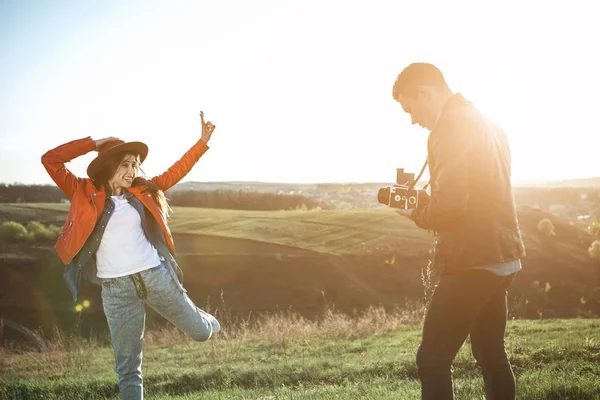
top-left (0, 203), bottom-right (432, 255)
top-left (2, 202), bottom-right (600, 324)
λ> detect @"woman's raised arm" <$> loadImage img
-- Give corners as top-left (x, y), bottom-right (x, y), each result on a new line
top-left (151, 111), bottom-right (216, 191)
top-left (41, 136), bottom-right (117, 198)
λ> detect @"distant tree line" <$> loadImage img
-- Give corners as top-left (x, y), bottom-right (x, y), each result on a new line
top-left (0, 184), bottom-right (68, 203)
top-left (0, 184), bottom-right (330, 211)
top-left (316, 183), bottom-right (387, 193)
top-left (166, 189), bottom-right (330, 211)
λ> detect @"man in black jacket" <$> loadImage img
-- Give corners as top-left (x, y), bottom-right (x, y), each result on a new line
top-left (392, 62), bottom-right (526, 400)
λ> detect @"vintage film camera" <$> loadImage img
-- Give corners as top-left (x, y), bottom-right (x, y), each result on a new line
top-left (377, 168), bottom-right (424, 210)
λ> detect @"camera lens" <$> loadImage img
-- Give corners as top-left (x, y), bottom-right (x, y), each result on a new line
top-left (377, 187), bottom-right (390, 205)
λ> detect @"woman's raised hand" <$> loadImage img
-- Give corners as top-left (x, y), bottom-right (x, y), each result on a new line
top-left (200, 111), bottom-right (216, 143)
top-left (93, 137), bottom-right (119, 150)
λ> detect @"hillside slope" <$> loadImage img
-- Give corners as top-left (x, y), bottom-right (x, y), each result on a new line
top-left (1, 204), bottom-right (599, 336)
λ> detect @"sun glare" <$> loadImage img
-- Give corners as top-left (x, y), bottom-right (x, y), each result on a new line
top-left (466, 80), bottom-right (531, 129)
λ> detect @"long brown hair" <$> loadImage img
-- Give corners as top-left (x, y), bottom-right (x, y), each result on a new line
top-left (92, 151), bottom-right (171, 219)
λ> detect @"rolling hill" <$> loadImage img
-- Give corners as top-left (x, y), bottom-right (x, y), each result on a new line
top-left (1, 203), bottom-right (600, 338)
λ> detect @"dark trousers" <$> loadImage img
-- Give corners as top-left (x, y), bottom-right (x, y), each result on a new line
top-left (417, 269), bottom-right (517, 400)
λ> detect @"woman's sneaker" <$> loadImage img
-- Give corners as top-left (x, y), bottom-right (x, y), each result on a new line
top-left (209, 315), bottom-right (221, 334)
top-left (200, 310), bottom-right (221, 334)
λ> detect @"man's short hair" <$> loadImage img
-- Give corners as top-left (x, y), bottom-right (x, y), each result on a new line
top-left (392, 63), bottom-right (449, 100)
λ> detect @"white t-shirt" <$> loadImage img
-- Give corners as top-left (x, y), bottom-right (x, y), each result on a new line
top-left (96, 194), bottom-right (162, 279)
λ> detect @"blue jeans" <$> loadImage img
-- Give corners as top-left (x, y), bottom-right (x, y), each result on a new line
top-left (417, 269), bottom-right (517, 400)
top-left (101, 261), bottom-right (219, 400)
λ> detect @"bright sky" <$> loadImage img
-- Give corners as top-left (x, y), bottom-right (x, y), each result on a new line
top-left (1, 0), bottom-right (599, 185)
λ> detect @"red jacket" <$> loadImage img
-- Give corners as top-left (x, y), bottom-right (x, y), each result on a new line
top-left (41, 136), bottom-right (209, 265)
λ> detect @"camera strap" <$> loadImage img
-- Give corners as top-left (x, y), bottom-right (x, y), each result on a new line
top-left (408, 158), bottom-right (429, 191)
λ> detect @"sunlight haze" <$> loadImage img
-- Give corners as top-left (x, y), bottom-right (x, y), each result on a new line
top-left (1, 0), bottom-right (598, 185)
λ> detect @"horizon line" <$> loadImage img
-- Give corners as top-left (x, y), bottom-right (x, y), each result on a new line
top-left (2, 176), bottom-right (600, 187)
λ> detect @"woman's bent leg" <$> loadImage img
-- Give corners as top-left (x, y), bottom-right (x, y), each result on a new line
top-left (141, 263), bottom-right (219, 341)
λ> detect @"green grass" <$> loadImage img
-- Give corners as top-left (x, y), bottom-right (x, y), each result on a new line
top-left (0, 203), bottom-right (431, 255)
top-left (2, 315), bottom-right (599, 400)
top-left (168, 207), bottom-right (431, 254)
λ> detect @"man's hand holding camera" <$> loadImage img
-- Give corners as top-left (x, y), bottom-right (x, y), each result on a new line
top-left (396, 208), bottom-right (415, 219)
top-left (376, 167), bottom-right (429, 220)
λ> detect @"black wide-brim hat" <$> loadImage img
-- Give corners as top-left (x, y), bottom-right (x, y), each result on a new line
top-left (87, 139), bottom-right (148, 180)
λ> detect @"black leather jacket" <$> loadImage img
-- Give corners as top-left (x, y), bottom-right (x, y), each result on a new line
top-left (412, 93), bottom-right (526, 271)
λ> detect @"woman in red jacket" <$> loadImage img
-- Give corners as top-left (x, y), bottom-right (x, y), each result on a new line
top-left (42, 111), bottom-right (220, 400)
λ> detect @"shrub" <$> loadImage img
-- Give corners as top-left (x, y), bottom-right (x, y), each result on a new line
top-left (26, 221), bottom-right (59, 242)
top-left (47, 225), bottom-right (61, 238)
top-left (537, 218), bottom-right (556, 237)
top-left (589, 240), bottom-right (600, 261)
top-left (0, 221), bottom-right (29, 243)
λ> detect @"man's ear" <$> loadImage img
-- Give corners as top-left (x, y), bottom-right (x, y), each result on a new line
top-left (417, 85), bottom-right (432, 101)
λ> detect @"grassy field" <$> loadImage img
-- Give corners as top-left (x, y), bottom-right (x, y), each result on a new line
top-left (1, 310), bottom-right (599, 400)
top-left (0, 203), bottom-right (432, 255)
top-left (3, 203), bottom-right (600, 399)
top-left (168, 207), bottom-right (432, 254)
